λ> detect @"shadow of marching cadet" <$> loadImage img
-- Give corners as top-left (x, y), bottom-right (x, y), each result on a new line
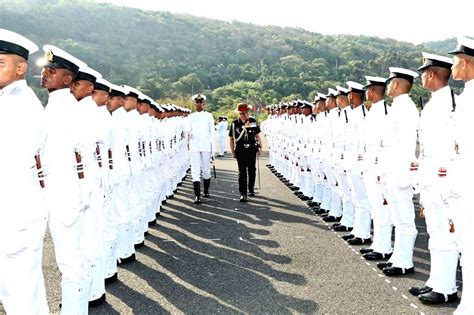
top-left (137, 231), bottom-right (319, 314)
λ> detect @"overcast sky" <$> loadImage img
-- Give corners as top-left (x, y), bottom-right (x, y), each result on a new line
top-left (98, 0), bottom-right (471, 44)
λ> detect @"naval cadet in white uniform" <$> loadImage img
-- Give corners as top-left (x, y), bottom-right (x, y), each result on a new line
top-left (188, 94), bottom-right (215, 204)
top-left (408, 52), bottom-right (459, 304)
top-left (0, 28), bottom-right (49, 315)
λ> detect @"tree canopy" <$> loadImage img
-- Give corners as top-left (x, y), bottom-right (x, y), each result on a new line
top-left (1, 0), bottom-right (459, 116)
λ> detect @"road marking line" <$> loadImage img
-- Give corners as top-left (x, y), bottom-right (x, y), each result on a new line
top-left (410, 303), bottom-right (418, 309)
top-left (372, 268), bottom-right (377, 272)
top-left (190, 222), bottom-right (199, 225)
top-left (366, 262), bottom-right (371, 266)
top-left (402, 294), bottom-right (408, 300)
top-left (208, 238), bottom-right (221, 241)
top-left (392, 286), bottom-right (398, 291)
top-left (385, 279), bottom-right (391, 283)
top-left (378, 274), bottom-right (384, 277)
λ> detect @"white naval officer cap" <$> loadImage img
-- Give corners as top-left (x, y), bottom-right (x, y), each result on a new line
top-left (121, 85), bottom-right (141, 98)
top-left (94, 77), bottom-right (113, 93)
top-left (327, 88), bottom-right (338, 98)
top-left (192, 94), bottom-right (206, 101)
top-left (75, 66), bottom-right (102, 84)
top-left (386, 67), bottom-right (419, 84)
top-left (42, 44), bottom-right (86, 74)
top-left (109, 83), bottom-right (126, 97)
top-left (0, 28), bottom-right (38, 60)
top-left (417, 52), bottom-right (453, 72)
top-left (317, 92), bottom-right (328, 101)
top-left (449, 36), bottom-right (474, 57)
top-left (336, 85), bottom-right (350, 96)
top-left (364, 76), bottom-right (387, 87)
top-left (346, 81), bottom-right (365, 94)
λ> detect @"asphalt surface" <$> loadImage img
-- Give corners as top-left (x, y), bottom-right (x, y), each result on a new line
top-left (1, 145), bottom-right (462, 314)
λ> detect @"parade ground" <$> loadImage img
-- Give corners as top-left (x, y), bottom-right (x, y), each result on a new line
top-left (32, 146), bottom-right (461, 314)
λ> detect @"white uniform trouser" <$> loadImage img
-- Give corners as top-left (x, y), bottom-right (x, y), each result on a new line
top-left (446, 156), bottom-right (474, 314)
top-left (81, 174), bottom-right (106, 302)
top-left (383, 172), bottom-right (417, 269)
top-left (114, 175), bottom-right (135, 260)
top-left (49, 211), bottom-right (88, 315)
top-left (310, 156), bottom-right (323, 203)
top-left (418, 159), bottom-right (458, 294)
top-left (335, 159), bottom-right (355, 228)
top-left (363, 168), bottom-right (393, 254)
top-left (190, 151), bottom-right (211, 182)
top-left (218, 132), bottom-right (227, 155)
top-left (323, 157), bottom-right (342, 217)
top-left (0, 218), bottom-right (48, 315)
top-left (348, 168), bottom-right (372, 239)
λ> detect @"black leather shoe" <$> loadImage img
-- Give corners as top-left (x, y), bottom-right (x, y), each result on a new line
top-left (300, 196), bottom-right (310, 201)
top-left (134, 241), bottom-right (145, 249)
top-left (363, 251), bottom-right (392, 261)
top-left (359, 247), bottom-right (373, 254)
top-left (307, 201), bottom-right (318, 207)
top-left (290, 186), bottom-right (299, 191)
top-left (194, 196), bottom-right (202, 204)
top-left (377, 262), bottom-right (392, 270)
top-left (313, 208), bottom-right (326, 215)
top-left (334, 225), bottom-right (353, 232)
top-left (89, 293), bottom-right (106, 308)
top-left (105, 272), bottom-right (118, 285)
top-left (348, 237), bottom-right (371, 245)
top-left (418, 291), bottom-right (458, 304)
top-left (203, 193), bottom-right (210, 198)
top-left (383, 266), bottom-right (415, 276)
top-left (323, 215), bottom-right (341, 222)
top-left (332, 222), bottom-right (341, 227)
top-left (118, 253), bottom-right (136, 265)
top-left (409, 285), bottom-right (432, 296)
top-left (249, 191), bottom-right (255, 197)
top-left (342, 234), bottom-right (354, 240)
top-left (240, 195), bottom-right (248, 202)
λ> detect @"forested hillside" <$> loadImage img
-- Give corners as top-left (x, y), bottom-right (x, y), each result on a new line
top-left (1, 0), bottom-right (460, 113)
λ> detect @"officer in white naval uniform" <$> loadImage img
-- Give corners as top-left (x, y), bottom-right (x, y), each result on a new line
top-left (446, 36), bottom-right (474, 315)
top-left (360, 76), bottom-right (393, 260)
top-left (40, 45), bottom-right (89, 314)
top-left (0, 29), bottom-right (49, 315)
top-left (216, 116), bottom-right (228, 157)
top-left (188, 94), bottom-right (215, 204)
top-left (377, 67), bottom-right (419, 277)
top-left (322, 88), bottom-right (343, 222)
top-left (70, 66), bottom-right (108, 307)
top-left (342, 81), bottom-right (372, 245)
top-left (408, 52), bottom-right (459, 304)
top-left (108, 84), bottom-right (136, 265)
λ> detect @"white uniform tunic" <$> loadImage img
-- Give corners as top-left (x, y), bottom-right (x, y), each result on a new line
top-left (0, 80), bottom-right (49, 315)
top-left (42, 88), bottom-right (89, 314)
top-left (188, 110), bottom-right (215, 181)
top-left (447, 79), bottom-right (474, 314)
top-left (379, 93), bottom-right (419, 269)
top-left (417, 85), bottom-right (458, 295)
top-left (216, 120), bottom-right (228, 155)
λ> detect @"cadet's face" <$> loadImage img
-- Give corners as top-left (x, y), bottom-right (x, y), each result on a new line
top-left (195, 100), bottom-right (204, 111)
top-left (107, 95), bottom-right (123, 112)
top-left (124, 96), bottom-right (138, 111)
top-left (92, 89), bottom-right (109, 106)
top-left (451, 56), bottom-right (464, 81)
top-left (421, 69), bottom-right (431, 89)
top-left (41, 67), bottom-right (71, 91)
top-left (70, 79), bottom-right (93, 101)
top-left (0, 54), bottom-right (24, 89)
top-left (386, 80), bottom-right (396, 97)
